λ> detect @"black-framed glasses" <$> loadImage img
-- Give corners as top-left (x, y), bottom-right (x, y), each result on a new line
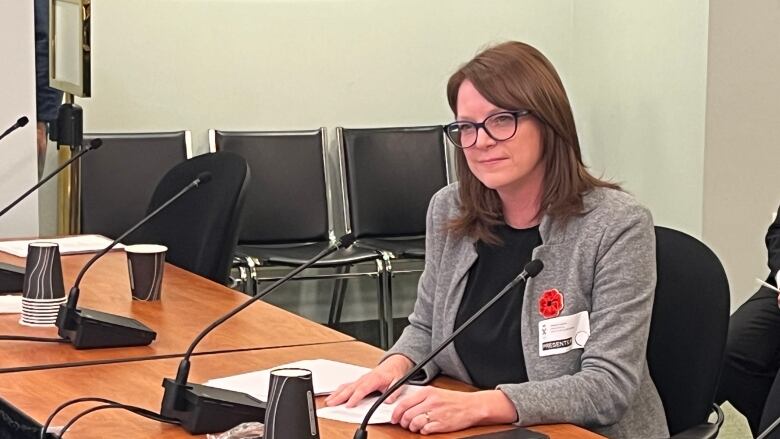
top-left (444, 110), bottom-right (531, 149)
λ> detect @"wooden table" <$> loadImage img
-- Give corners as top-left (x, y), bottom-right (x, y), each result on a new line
top-left (0, 341), bottom-right (603, 439)
top-left (0, 251), bottom-right (351, 372)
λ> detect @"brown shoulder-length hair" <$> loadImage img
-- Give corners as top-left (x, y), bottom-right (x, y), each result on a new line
top-left (447, 41), bottom-right (619, 243)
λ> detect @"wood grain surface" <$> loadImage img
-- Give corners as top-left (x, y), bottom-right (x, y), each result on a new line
top-left (0, 251), bottom-right (350, 372)
top-left (0, 341), bottom-right (603, 439)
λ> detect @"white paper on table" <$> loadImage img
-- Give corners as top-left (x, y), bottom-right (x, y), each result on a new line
top-left (204, 359), bottom-right (372, 402)
top-left (317, 385), bottom-right (425, 424)
top-left (0, 295), bottom-right (22, 314)
top-left (0, 235), bottom-right (124, 258)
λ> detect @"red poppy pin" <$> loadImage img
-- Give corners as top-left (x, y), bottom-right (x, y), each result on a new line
top-left (539, 289), bottom-right (564, 319)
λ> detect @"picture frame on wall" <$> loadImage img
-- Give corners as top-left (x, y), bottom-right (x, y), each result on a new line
top-left (49, 0), bottom-right (90, 97)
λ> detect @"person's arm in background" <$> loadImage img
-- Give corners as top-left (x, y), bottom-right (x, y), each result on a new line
top-left (768, 205), bottom-right (780, 288)
top-left (34, 0), bottom-right (63, 176)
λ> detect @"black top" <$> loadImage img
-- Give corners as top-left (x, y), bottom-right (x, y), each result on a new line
top-left (454, 224), bottom-right (542, 389)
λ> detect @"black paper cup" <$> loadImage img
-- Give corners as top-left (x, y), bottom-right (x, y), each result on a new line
top-left (264, 368), bottom-right (319, 439)
top-left (22, 242), bottom-right (65, 301)
top-left (125, 244), bottom-right (167, 301)
top-left (20, 243), bottom-right (65, 326)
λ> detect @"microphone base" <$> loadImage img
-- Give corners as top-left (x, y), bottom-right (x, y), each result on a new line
top-left (161, 378), bottom-right (266, 434)
top-left (56, 306), bottom-right (156, 349)
top-left (0, 262), bottom-right (24, 294)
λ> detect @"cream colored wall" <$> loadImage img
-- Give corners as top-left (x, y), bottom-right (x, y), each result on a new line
top-left (75, 0), bottom-right (572, 151)
top-left (704, 0), bottom-right (780, 310)
top-left (1, 1), bottom-right (39, 238)
top-left (569, 1), bottom-right (710, 237)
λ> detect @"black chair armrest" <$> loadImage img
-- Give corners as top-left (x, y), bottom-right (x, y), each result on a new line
top-left (669, 404), bottom-right (724, 439)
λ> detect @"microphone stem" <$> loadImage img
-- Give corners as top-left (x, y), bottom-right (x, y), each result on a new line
top-left (357, 270), bottom-right (530, 433)
top-left (0, 128), bottom-right (14, 140)
top-left (757, 415), bottom-right (780, 439)
top-left (71, 179), bottom-right (200, 289)
top-left (179, 241), bottom-right (343, 364)
top-left (0, 147), bottom-right (90, 219)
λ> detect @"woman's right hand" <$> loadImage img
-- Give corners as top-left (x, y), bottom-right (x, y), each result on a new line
top-left (324, 354), bottom-right (413, 407)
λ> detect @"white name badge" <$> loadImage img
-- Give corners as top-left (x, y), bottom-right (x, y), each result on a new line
top-left (538, 310), bottom-right (590, 357)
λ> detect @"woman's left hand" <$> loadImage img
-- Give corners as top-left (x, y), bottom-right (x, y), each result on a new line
top-left (390, 388), bottom-right (517, 435)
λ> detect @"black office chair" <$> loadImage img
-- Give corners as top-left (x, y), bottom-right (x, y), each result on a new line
top-left (336, 125), bottom-right (449, 346)
top-left (210, 129), bottom-right (387, 333)
top-left (81, 131), bottom-right (191, 238)
top-left (125, 151), bottom-right (249, 285)
top-left (648, 226), bottom-right (730, 438)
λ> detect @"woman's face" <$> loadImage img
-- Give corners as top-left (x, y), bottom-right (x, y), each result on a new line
top-left (457, 80), bottom-right (545, 197)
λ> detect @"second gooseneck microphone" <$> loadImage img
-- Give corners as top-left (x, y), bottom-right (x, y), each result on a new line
top-left (160, 233), bottom-right (356, 435)
top-left (0, 138), bottom-right (103, 294)
top-left (55, 172), bottom-right (213, 349)
top-left (0, 138), bottom-right (102, 219)
top-left (352, 259), bottom-right (544, 439)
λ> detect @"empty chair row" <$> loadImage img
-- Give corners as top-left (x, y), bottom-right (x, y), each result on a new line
top-left (78, 126), bottom-right (450, 348)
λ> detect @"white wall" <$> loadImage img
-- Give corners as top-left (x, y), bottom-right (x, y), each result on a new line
top-left (76, 0), bottom-right (572, 152)
top-left (0, 2), bottom-right (39, 238)
top-left (569, 1), bottom-right (710, 237)
top-left (704, 0), bottom-right (780, 310)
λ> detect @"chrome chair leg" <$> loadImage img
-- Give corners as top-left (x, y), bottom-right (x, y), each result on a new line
top-left (381, 252), bottom-right (395, 347)
top-left (247, 258), bottom-right (259, 297)
top-left (328, 266), bottom-right (350, 327)
top-left (230, 255), bottom-right (256, 295)
top-left (375, 258), bottom-right (388, 349)
top-left (231, 265), bottom-right (247, 290)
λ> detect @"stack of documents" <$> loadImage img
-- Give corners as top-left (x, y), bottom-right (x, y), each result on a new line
top-left (0, 295), bottom-right (22, 314)
top-left (204, 358), bottom-right (424, 424)
top-left (205, 359), bottom-right (371, 402)
top-left (0, 235), bottom-right (122, 258)
top-left (317, 386), bottom-right (423, 424)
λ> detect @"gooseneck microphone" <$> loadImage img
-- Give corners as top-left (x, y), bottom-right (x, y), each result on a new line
top-left (55, 172), bottom-right (213, 349)
top-left (0, 138), bottom-right (102, 219)
top-left (160, 233), bottom-right (356, 435)
top-left (0, 138), bottom-right (103, 294)
top-left (0, 116), bottom-right (29, 141)
top-left (353, 259), bottom-right (544, 439)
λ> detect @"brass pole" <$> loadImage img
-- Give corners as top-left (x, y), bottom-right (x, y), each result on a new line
top-left (56, 144), bottom-right (71, 234)
top-left (69, 140), bottom-right (81, 235)
top-left (56, 93), bottom-right (80, 235)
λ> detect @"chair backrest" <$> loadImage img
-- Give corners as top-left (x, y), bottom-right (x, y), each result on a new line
top-left (211, 128), bottom-right (330, 244)
top-left (126, 152), bottom-right (250, 284)
top-left (647, 226), bottom-right (730, 435)
top-left (81, 131), bottom-right (191, 239)
top-left (337, 126), bottom-right (449, 239)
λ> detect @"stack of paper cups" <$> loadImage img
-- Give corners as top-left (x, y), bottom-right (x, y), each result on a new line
top-left (20, 242), bottom-right (66, 327)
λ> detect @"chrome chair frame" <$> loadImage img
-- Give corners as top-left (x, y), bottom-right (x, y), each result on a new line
top-left (334, 126), bottom-right (451, 346)
top-left (211, 128), bottom-right (393, 347)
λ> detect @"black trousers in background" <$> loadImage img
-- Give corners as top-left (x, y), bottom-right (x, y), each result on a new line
top-left (717, 286), bottom-right (780, 437)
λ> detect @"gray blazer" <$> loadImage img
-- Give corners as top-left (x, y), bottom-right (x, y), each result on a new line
top-left (387, 184), bottom-right (669, 438)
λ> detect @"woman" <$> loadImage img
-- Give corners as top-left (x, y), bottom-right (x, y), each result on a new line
top-left (326, 41), bottom-right (668, 438)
